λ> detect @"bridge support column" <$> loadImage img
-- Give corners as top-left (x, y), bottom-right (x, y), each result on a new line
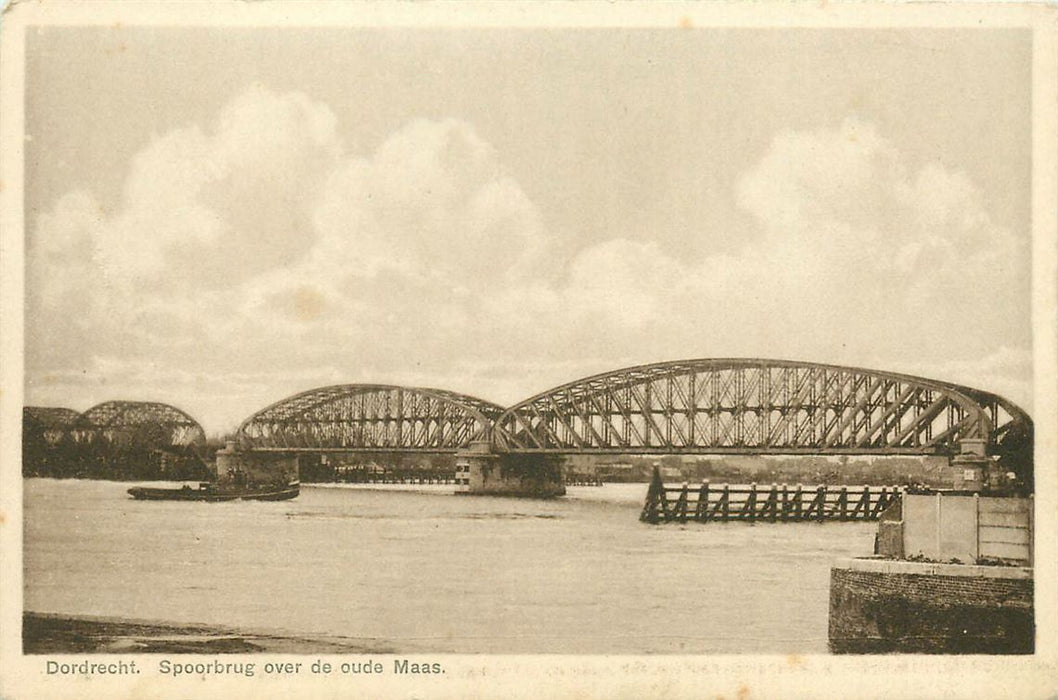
top-left (951, 438), bottom-right (989, 493)
top-left (454, 442), bottom-right (566, 498)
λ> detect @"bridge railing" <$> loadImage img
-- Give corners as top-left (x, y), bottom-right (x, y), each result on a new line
top-left (640, 469), bottom-right (902, 524)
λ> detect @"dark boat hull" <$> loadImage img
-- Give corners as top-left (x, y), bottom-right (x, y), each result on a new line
top-left (127, 483), bottom-right (300, 502)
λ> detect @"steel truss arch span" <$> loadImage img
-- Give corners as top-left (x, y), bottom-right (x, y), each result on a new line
top-left (236, 384), bottom-right (505, 451)
top-left (493, 359), bottom-right (1032, 462)
top-left (75, 400), bottom-right (206, 447)
top-left (23, 407), bottom-right (81, 444)
top-left (24, 406), bottom-right (80, 429)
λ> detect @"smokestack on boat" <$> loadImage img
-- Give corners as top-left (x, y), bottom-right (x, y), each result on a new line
top-left (215, 442), bottom-right (298, 488)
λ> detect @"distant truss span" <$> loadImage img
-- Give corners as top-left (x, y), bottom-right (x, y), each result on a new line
top-left (23, 406), bottom-right (80, 429)
top-left (76, 400), bottom-right (206, 447)
top-left (237, 384), bottom-right (506, 451)
top-left (23, 407), bottom-right (81, 445)
top-left (492, 358), bottom-right (1032, 460)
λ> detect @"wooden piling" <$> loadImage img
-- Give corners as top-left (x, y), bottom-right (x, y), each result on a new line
top-left (675, 483), bottom-right (689, 523)
top-left (761, 484), bottom-right (779, 522)
top-left (695, 481), bottom-right (710, 521)
top-left (741, 483), bottom-right (758, 521)
top-left (805, 485), bottom-right (826, 522)
top-left (639, 466), bottom-right (666, 523)
top-left (837, 486), bottom-right (849, 521)
top-left (851, 486), bottom-right (870, 518)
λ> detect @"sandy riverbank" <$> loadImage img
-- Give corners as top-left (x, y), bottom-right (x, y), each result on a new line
top-left (23, 612), bottom-right (398, 654)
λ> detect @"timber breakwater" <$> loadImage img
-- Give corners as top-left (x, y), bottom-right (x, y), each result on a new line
top-left (639, 467), bottom-right (900, 524)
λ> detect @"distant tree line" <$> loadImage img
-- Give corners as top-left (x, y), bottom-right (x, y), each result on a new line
top-left (569, 454), bottom-right (972, 487)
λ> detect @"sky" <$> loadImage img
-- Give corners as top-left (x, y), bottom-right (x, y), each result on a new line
top-left (23, 27), bottom-right (1033, 435)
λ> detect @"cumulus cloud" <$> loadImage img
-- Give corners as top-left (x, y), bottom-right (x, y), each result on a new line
top-left (537, 116), bottom-right (1030, 404)
top-left (25, 95), bottom-right (1031, 432)
top-left (731, 117), bottom-right (1029, 361)
top-left (26, 85), bottom-right (557, 428)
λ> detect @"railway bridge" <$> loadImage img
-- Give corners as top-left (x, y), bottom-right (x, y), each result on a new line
top-left (232, 359), bottom-right (1033, 495)
top-left (24, 358), bottom-right (1033, 494)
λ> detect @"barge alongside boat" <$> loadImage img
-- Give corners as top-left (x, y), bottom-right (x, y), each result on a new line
top-left (129, 442), bottom-right (301, 502)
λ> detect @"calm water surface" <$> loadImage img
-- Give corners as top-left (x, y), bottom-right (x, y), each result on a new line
top-left (24, 478), bottom-right (875, 653)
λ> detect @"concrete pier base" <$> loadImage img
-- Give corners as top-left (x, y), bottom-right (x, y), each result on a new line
top-left (454, 442), bottom-right (565, 498)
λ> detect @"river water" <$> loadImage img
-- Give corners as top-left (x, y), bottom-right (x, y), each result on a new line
top-left (24, 478), bottom-right (876, 654)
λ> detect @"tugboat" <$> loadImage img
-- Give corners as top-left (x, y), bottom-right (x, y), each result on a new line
top-left (128, 442), bottom-right (300, 501)
top-left (127, 478), bottom-right (300, 502)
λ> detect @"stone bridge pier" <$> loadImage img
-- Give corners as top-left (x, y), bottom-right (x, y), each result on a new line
top-left (454, 442), bottom-right (565, 498)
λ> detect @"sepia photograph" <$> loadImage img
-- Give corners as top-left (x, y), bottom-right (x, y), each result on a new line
top-left (2, 2), bottom-right (1056, 698)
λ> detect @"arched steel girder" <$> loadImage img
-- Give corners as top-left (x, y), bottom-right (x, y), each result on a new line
top-left (493, 358), bottom-right (1029, 456)
top-left (24, 406), bottom-right (80, 429)
top-left (236, 384), bottom-right (505, 451)
top-left (948, 386), bottom-right (1032, 443)
top-left (74, 400), bottom-right (206, 447)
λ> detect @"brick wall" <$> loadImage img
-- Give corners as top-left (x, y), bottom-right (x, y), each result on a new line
top-left (829, 564), bottom-right (1033, 654)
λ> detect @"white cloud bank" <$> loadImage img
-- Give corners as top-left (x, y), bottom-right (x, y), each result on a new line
top-left (26, 89), bottom-right (1031, 433)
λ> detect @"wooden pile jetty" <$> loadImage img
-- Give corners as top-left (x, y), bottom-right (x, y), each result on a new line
top-left (640, 467), bottom-right (901, 524)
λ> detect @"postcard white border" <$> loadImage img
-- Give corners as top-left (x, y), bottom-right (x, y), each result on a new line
top-left (1, 2), bottom-right (1056, 698)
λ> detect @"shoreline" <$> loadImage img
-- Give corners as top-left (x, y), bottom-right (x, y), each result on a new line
top-left (23, 612), bottom-right (398, 655)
